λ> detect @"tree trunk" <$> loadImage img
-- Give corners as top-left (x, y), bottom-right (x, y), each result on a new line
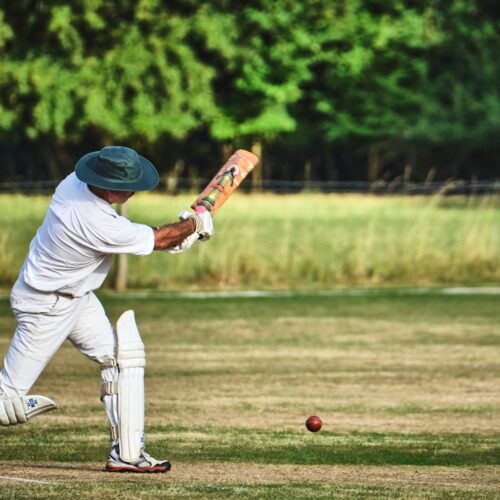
top-left (368, 144), bottom-right (379, 182)
top-left (304, 159), bottom-right (312, 190)
top-left (221, 142), bottom-right (233, 161)
top-left (323, 146), bottom-right (337, 182)
top-left (166, 159), bottom-right (184, 193)
top-left (251, 139), bottom-right (263, 191)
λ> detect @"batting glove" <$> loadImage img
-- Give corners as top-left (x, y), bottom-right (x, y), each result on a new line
top-left (178, 210), bottom-right (214, 242)
top-left (166, 231), bottom-right (200, 254)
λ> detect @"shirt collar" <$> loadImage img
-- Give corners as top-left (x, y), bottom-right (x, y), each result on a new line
top-left (79, 177), bottom-right (119, 217)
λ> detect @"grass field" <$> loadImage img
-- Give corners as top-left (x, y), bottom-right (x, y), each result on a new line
top-left (0, 290), bottom-right (499, 498)
top-left (0, 193), bottom-right (498, 289)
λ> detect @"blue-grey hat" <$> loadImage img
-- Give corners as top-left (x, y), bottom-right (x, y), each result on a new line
top-left (75, 146), bottom-right (159, 191)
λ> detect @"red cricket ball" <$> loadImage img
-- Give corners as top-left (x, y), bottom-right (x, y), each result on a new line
top-left (305, 415), bottom-right (322, 432)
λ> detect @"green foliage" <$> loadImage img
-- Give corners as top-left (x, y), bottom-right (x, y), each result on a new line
top-left (0, 1), bottom-right (499, 180)
top-left (412, 2), bottom-right (500, 144)
top-left (223, 2), bottom-right (315, 139)
top-left (0, 1), bottom-right (219, 143)
top-left (296, 2), bottom-right (439, 141)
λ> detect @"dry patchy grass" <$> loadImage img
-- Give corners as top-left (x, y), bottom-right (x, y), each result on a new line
top-left (0, 293), bottom-right (499, 498)
top-left (0, 462), bottom-right (499, 491)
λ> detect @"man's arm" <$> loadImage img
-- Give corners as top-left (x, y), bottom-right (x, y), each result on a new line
top-left (153, 219), bottom-right (196, 251)
top-left (153, 211), bottom-right (213, 251)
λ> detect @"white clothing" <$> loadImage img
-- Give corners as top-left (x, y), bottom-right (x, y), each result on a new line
top-left (21, 172), bottom-right (155, 297)
top-left (0, 277), bottom-right (119, 432)
top-left (0, 171), bottom-right (155, 434)
top-left (1, 278), bottom-right (116, 396)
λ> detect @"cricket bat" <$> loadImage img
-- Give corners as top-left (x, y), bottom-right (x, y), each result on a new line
top-left (191, 149), bottom-right (259, 215)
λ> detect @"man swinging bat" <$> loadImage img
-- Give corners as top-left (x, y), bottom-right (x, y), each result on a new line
top-left (0, 145), bottom-right (258, 473)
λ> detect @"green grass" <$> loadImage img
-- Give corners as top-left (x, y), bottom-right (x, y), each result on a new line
top-left (0, 291), bottom-right (499, 498)
top-left (2, 424), bottom-right (499, 466)
top-left (0, 193), bottom-right (498, 289)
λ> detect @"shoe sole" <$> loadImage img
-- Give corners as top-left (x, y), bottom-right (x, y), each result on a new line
top-left (106, 463), bottom-right (171, 473)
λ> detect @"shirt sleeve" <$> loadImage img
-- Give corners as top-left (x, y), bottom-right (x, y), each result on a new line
top-left (83, 213), bottom-right (156, 256)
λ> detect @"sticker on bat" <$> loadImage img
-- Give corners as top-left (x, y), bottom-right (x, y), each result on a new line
top-left (200, 165), bottom-right (240, 211)
top-left (192, 149), bottom-right (259, 215)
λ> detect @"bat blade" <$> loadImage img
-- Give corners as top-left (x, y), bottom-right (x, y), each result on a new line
top-left (192, 149), bottom-right (259, 215)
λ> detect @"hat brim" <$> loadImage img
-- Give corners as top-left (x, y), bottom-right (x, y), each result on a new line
top-left (75, 151), bottom-right (160, 192)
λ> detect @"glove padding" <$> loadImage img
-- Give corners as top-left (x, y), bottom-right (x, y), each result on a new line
top-left (178, 210), bottom-right (214, 242)
top-left (166, 231), bottom-right (200, 254)
top-left (166, 210), bottom-right (214, 254)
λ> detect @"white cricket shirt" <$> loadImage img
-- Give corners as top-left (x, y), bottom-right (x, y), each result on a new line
top-left (20, 172), bottom-right (155, 297)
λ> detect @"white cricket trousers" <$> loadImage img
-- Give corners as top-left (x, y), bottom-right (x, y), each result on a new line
top-left (0, 278), bottom-right (119, 432)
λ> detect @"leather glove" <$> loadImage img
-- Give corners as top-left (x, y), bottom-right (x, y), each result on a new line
top-left (165, 231), bottom-right (200, 254)
top-left (178, 210), bottom-right (214, 242)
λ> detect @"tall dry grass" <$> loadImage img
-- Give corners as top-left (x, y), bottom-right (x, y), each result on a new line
top-left (0, 192), bottom-right (498, 290)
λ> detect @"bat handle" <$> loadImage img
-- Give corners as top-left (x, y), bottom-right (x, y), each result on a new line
top-left (194, 204), bottom-right (207, 214)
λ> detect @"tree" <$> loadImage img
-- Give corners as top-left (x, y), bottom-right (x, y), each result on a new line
top-left (0, 1), bottom-right (218, 164)
top-left (203, 0), bottom-right (319, 183)
top-left (1, 1), bottom-right (499, 183)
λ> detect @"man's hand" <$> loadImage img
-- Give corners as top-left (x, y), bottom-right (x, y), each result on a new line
top-left (153, 218), bottom-right (196, 251)
top-left (153, 210), bottom-right (214, 251)
top-left (178, 210), bottom-right (214, 241)
top-left (165, 232), bottom-right (199, 254)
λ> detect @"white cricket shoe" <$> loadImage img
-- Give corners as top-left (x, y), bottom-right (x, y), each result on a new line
top-left (106, 445), bottom-right (171, 473)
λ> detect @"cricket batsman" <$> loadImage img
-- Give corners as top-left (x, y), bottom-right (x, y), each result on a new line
top-left (0, 146), bottom-right (214, 473)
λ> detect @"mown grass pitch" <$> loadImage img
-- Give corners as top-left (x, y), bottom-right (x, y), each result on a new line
top-left (0, 290), bottom-right (499, 498)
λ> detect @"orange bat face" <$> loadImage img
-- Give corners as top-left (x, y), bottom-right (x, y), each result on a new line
top-left (192, 150), bottom-right (259, 215)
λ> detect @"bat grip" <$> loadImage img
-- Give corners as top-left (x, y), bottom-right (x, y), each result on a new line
top-left (194, 204), bottom-right (207, 214)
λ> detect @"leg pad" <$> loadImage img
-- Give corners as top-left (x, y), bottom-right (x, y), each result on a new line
top-left (116, 310), bottom-right (146, 463)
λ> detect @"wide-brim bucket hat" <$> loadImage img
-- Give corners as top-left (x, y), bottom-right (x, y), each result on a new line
top-left (75, 146), bottom-right (160, 191)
